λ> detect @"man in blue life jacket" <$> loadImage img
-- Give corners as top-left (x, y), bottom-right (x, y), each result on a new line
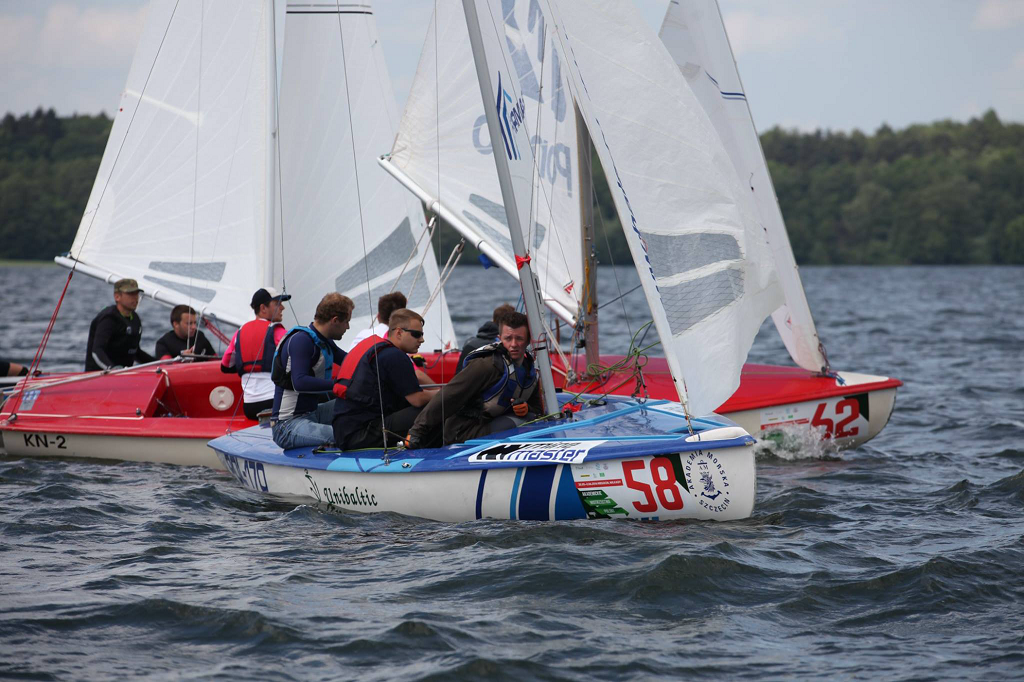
top-left (404, 311), bottom-right (542, 448)
top-left (221, 287), bottom-right (290, 420)
top-left (331, 308), bottom-right (437, 450)
top-left (85, 278), bottom-right (155, 371)
top-left (454, 302), bottom-right (515, 374)
top-left (270, 293), bottom-right (352, 449)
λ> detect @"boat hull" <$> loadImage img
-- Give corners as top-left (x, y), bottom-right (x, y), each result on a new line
top-left (210, 397), bottom-right (758, 522)
top-left (0, 362), bottom-right (252, 469)
top-left (422, 353), bottom-right (902, 449)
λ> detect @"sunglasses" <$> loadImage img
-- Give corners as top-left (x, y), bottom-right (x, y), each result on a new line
top-left (399, 327), bottom-right (424, 339)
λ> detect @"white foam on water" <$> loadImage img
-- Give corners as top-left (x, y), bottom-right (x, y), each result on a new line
top-left (754, 424), bottom-right (841, 461)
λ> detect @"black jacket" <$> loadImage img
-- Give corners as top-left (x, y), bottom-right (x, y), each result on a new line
top-left (154, 329), bottom-right (216, 359)
top-left (455, 320), bottom-right (499, 374)
top-left (85, 305), bottom-right (154, 371)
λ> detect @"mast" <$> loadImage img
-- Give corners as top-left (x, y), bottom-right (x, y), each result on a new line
top-left (462, 0), bottom-right (560, 416)
top-left (576, 101), bottom-right (599, 370)
top-left (263, 0), bottom-right (279, 288)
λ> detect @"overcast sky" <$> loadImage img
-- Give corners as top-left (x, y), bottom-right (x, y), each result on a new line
top-left (1, 0), bottom-right (1022, 133)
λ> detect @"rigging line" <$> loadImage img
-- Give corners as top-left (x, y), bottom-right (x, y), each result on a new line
top-left (187, 0), bottom-right (205, 354)
top-left (73, 0), bottom-right (183, 264)
top-left (423, 240), bottom-right (464, 316)
top-left (389, 216), bottom-right (435, 300)
top-left (598, 283), bottom-right (642, 310)
top-left (335, 0), bottom-right (386, 450)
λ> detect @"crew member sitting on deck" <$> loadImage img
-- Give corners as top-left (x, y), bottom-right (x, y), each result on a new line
top-left (85, 278), bottom-right (155, 371)
top-left (270, 293), bottom-right (352, 450)
top-left (332, 308), bottom-right (436, 450)
top-left (221, 287), bottom-right (290, 420)
top-left (405, 311), bottom-right (541, 448)
top-left (155, 305), bottom-right (215, 359)
top-left (455, 302), bottom-right (515, 374)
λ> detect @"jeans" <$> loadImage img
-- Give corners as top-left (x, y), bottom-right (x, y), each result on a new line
top-left (272, 399), bottom-right (336, 450)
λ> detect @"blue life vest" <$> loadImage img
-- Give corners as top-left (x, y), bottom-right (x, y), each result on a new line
top-left (271, 325), bottom-right (336, 390)
top-left (463, 342), bottom-right (538, 417)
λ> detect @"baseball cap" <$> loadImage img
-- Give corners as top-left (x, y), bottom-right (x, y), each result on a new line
top-left (250, 287), bottom-right (292, 309)
top-left (114, 278), bottom-right (144, 294)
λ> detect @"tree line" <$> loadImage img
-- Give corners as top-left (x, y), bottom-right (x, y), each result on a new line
top-left (2, 107), bottom-right (1022, 264)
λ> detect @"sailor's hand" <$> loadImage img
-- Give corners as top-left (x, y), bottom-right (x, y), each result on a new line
top-left (403, 434), bottom-right (420, 450)
top-left (512, 401), bottom-right (529, 418)
top-left (332, 381), bottom-right (346, 399)
top-left (410, 354), bottom-right (426, 367)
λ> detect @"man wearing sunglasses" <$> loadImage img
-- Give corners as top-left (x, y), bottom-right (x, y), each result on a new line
top-left (331, 309), bottom-right (437, 450)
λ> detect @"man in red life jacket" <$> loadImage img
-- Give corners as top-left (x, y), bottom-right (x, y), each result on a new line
top-left (331, 309), bottom-right (437, 450)
top-left (220, 287), bottom-right (291, 420)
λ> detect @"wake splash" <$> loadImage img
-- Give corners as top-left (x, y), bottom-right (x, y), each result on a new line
top-left (754, 424), bottom-right (841, 461)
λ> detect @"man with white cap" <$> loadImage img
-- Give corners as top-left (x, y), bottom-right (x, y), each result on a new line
top-left (85, 278), bottom-right (155, 371)
top-left (220, 287), bottom-right (291, 420)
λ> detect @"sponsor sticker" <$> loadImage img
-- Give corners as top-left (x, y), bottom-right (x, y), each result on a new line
top-left (468, 440), bottom-right (605, 465)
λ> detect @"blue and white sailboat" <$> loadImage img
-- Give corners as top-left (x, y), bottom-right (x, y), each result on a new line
top-left (212, 0), bottom-right (784, 522)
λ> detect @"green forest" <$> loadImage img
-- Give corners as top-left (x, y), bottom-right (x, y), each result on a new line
top-left (2, 108), bottom-right (1022, 264)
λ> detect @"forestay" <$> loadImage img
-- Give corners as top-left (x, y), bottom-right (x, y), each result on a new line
top-left (658, 0), bottom-right (827, 373)
top-left (546, 0), bottom-right (783, 415)
top-left (62, 1), bottom-right (273, 327)
top-left (275, 2), bottom-right (455, 349)
top-left (384, 1), bottom-right (583, 325)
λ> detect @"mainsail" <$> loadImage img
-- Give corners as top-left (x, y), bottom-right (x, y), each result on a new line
top-left (658, 0), bottom-right (827, 373)
top-left (275, 2), bottom-right (455, 349)
top-left (382, 1), bottom-right (583, 326)
top-left (57, 0), bottom-right (455, 348)
top-left (545, 0), bottom-right (784, 415)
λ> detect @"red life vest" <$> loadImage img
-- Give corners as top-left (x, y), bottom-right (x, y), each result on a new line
top-left (233, 319), bottom-right (279, 376)
top-left (333, 334), bottom-right (392, 400)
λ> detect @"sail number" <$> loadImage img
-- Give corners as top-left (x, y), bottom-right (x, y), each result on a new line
top-left (622, 457), bottom-right (684, 512)
top-left (811, 398), bottom-right (861, 438)
top-left (21, 433), bottom-right (67, 450)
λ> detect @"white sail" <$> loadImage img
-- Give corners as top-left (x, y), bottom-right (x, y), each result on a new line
top-left (546, 0), bottom-right (783, 415)
top-left (384, 1), bottom-right (583, 325)
top-left (275, 2), bottom-right (456, 350)
top-left (64, 0), bottom-right (273, 327)
top-left (659, 0), bottom-right (827, 372)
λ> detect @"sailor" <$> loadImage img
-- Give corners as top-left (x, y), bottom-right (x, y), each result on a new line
top-left (155, 305), bottom-right (215, 359)
top-left (455, 302), bottom-right (515, 374)
top-left (85, 278), bottom-right (155, 371)
top-left (344, 291), bottom-right (407, 352)
top-left (270, 293), bottom-right (352, 449)
top-left (332, 308), bottom-right (437, 450)
top-left (405, 311), bottom-right (541, 448)
top-left (220, 287), bottom-right (291, 420)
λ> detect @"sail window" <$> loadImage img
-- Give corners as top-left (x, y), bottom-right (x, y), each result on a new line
top-left (659, 266), bottom-right (744, 332)
top-left (639, 231), bottom-right (741, 278)
top-left (147, 261), bottom-right (227, 282)
top-left (143, 276), bottom-right (218, 302)
top-left (333, 218), bottom-right (416, 294)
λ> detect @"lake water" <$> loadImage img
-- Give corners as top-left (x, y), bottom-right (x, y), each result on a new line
top-left (1, 264), bottom-right (1022, 680)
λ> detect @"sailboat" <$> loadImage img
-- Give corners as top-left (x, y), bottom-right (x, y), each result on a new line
top-left (396, 0), bottom-right (901, 449)
top-left (0, 0), bottom-right (456, 468)
top-left (209, 0), bottom-right (778, 522)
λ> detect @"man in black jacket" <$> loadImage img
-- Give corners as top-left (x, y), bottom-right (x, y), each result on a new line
top-left (155, 305), bottom-right (216, 359)
top-left (455, 302), bottom-right (515, 374)
top-left (85, 278), bottom-right (155, 371)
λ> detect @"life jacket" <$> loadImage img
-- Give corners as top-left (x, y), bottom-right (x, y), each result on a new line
top-left (333, 334), bottom-right (393, 403)
top-left (233, 319), bottom-right (279, 376)
top-left (463, 342), bottom-right (538, 418)
top-left (271, 325), bottom-right (337, 390)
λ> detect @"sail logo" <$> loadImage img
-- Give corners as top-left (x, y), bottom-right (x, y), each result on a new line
top-left (496, 71), bottom-right (526, 161)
